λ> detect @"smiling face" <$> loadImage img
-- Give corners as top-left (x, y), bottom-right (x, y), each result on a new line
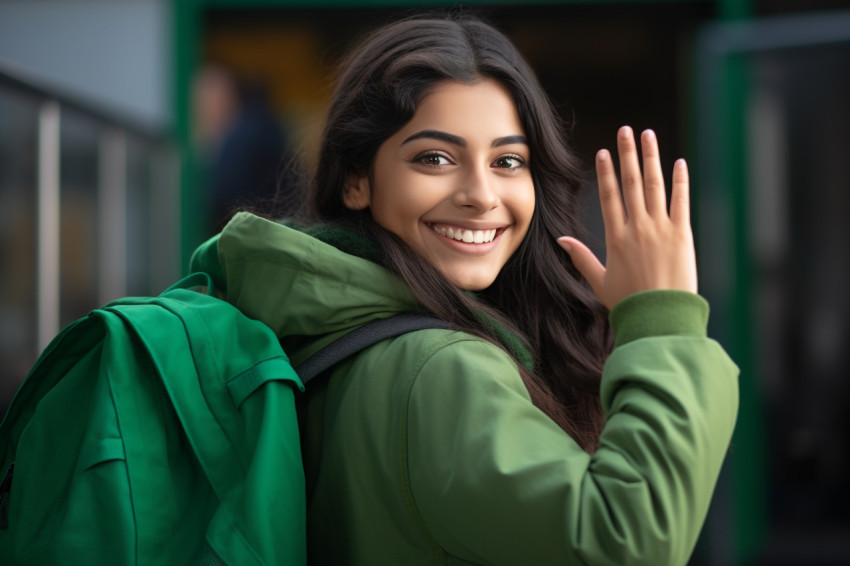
top-left (343, 79), bottom-right (535, 290)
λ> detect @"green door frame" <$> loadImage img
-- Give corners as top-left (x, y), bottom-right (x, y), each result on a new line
top-left (171, 3), bottom-right (765, 561)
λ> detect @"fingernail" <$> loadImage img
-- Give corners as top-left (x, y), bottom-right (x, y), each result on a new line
top-left (675, 158), bottom-right (686, 169)
top-left (597, 149), bottom-right (609, 161)
top-left (557, 237), bottom-right (572, 252)
top-left (643, 129), bottom-right (655, 140)
top-left (619, 125), bottom-right (632, 137)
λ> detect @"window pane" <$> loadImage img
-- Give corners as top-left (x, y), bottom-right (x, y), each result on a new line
top-left (749, 42), bottom-right (850, 552)
top-left (126, 134), bottom-right (152, 297)
top-left (59, 109), bottom-right (99, 328)
top-left (0, 87), bottom-right (39, 412)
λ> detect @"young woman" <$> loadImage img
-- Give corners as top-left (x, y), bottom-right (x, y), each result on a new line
top-left (191, 14), bottom-right (739, 565)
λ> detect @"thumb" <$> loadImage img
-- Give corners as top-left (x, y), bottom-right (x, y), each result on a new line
top-left (557, 237), bottom-right (605, 293)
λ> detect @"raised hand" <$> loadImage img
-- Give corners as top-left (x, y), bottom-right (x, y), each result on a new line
top-left (557, 126), bottom-right (697, 310)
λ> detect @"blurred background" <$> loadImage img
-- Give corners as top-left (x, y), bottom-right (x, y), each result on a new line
top-left (1, 0), bottom-right (849, 563)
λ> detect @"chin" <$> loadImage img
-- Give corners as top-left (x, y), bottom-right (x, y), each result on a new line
top-left (444, 272), bottom-right (497, 292)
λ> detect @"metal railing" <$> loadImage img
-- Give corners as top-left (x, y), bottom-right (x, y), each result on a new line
top-left (0, 58), bottom-right (179, 390)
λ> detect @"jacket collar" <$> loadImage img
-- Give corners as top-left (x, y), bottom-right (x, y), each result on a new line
top-left (191, 212), bottom-right (419, 364)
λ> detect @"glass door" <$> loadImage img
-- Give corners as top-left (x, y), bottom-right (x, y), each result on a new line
top-left (694, 9), bottom-right (850, 566)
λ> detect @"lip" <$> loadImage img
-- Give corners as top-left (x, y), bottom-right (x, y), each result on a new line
top-left (427, 221), bottom-right (508, 232)
top-left (424, 221), bottom-right (507, 254)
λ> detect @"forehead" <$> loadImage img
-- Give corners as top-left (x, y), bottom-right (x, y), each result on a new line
top-left (402, 79), bottom-right (525, 138)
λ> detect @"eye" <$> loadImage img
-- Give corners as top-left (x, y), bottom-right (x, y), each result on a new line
top-left (412, 151), bottom-right (453, 168)
top-left (492, 154), bottom-right (526, 171)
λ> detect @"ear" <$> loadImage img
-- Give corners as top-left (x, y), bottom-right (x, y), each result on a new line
top-left (342, 172), bottom-right (371, 211)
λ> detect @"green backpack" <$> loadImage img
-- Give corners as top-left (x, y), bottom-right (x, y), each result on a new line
top-left (0, 273), bottom-right (444, 565)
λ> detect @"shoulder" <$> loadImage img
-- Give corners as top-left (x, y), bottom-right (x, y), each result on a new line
top-left (381, 328), bottom-right (532, 408)
top-left (403, 327), bottom-right (520, 370)
top-left (348, 327), bottom-right (528, 401)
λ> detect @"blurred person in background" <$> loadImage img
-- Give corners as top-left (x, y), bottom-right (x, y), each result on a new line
top-left (193, 63), bottom-right (298, 235)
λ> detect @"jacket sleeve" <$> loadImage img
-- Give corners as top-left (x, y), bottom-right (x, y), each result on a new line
top-left (405, 290), bottom-right (739, 566)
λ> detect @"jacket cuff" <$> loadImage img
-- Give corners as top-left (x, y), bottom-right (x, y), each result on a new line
top-left (609, 290), bottom-right (709, 348)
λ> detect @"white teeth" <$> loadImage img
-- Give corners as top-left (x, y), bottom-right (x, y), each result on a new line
top-left (431, 225), bottom-right (497, 243)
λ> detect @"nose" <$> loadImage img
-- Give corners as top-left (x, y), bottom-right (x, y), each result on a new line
top-left (452, 163), bottom-right (499, 212)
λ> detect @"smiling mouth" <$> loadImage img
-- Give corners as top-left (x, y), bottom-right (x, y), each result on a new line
top-left (427, 223), bottom-right (501, 244)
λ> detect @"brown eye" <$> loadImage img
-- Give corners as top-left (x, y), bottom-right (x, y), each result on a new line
top-left (413, 152), bottom-right (453, 167)
top-left (493, 155), bottom-right (525, 170)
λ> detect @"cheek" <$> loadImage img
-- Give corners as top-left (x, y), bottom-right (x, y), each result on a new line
top-left (512, 182), bottom-right (536, 226)
top-left (370, 190), bottom-right (422, 230)
top-left (371, 177), bottom-right (442, 226)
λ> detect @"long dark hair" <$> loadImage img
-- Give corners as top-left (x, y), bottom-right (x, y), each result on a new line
top-left (308, 14), bottom-right (611, 451)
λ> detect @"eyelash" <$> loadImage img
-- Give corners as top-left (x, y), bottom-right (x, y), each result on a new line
top-left (411, 151), bottom-right (527, 171)
top-left (412, 151), bottom-right (453, 168)
top-left (493, 154), bottom-right (526, 171)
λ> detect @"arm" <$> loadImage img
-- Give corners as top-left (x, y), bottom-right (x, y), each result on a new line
top-left (406, 297), bottom-right (738, 565)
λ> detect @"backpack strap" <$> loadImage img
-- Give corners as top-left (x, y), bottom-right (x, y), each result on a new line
top-left (295, 313), bottom-right (450, 385)
top-left (162, 272), bottom-right (218, 296)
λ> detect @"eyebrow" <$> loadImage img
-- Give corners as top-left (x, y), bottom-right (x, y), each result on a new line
top-left (401, 129), bottom-right (528, 148)
top-left (492, 135), bottom-right (528, 148)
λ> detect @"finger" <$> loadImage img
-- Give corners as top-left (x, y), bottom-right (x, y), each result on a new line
top-left (557, 237), bottom-right (606, 296)
top-left (640, 129), bottom-right (667, 217)
top-left (595, 149), bottom-right (625, 235)
top-left (669, 159), bottom-right (690, 226)
top-left (616, 126), bottom-right (644, 220)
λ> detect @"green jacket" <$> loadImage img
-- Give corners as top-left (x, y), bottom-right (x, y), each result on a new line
top-left (191, 212), bottom-right (739, 566)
